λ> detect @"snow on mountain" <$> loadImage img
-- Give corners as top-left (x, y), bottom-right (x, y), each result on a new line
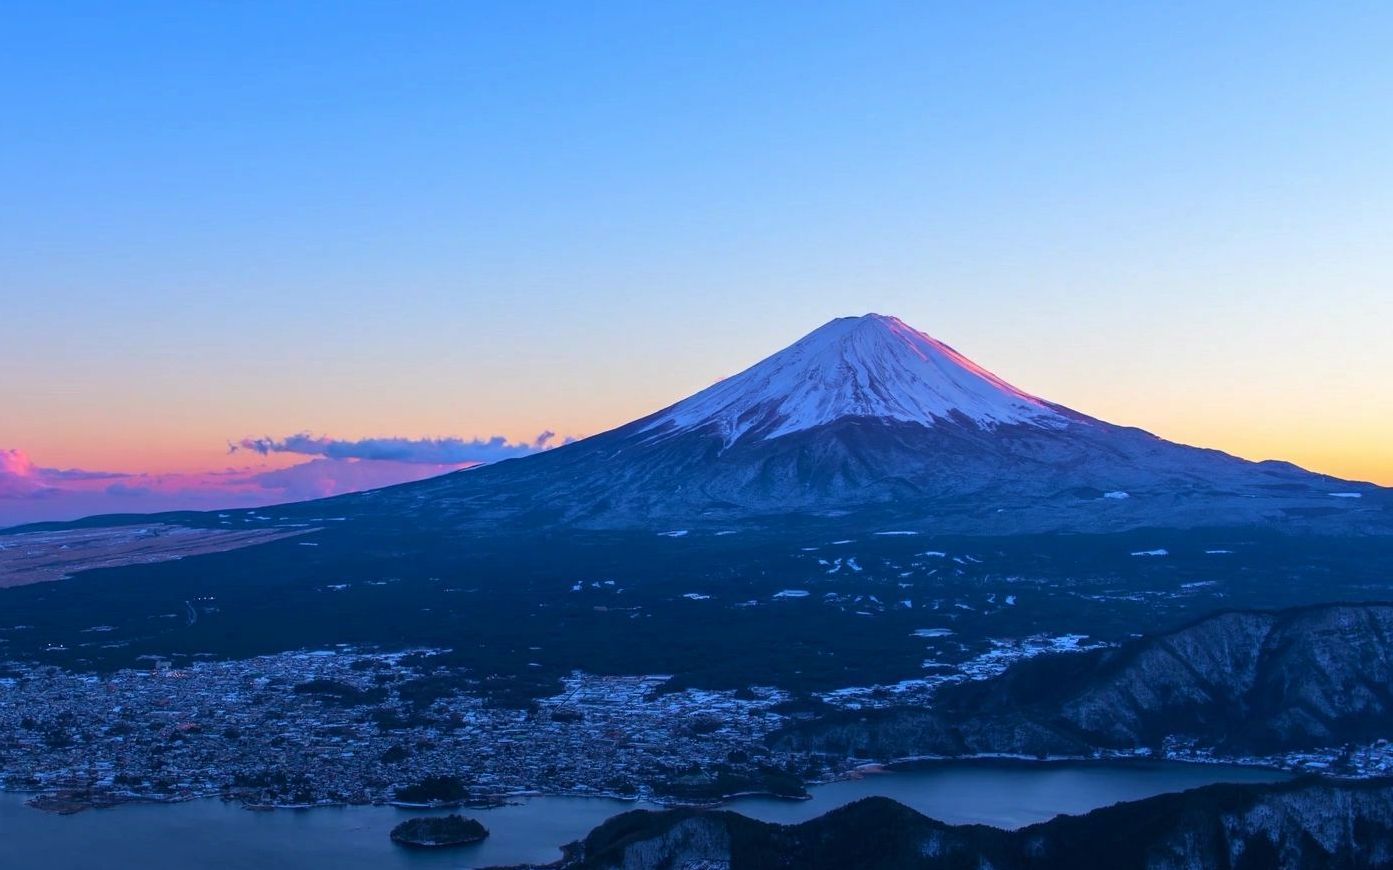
top-left (640, 314), bottom-right (1066, 446)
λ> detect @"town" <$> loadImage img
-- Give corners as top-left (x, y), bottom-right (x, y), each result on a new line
top-left (0, 648), bottom-right (796, 812)
top-left (4, 639), bottom-right (1392, 816)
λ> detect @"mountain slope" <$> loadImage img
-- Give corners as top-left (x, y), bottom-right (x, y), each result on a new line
top-left (318, 314), bottom-right (1384, 535)
top-left (775, 602), bottom-right (1393, 759)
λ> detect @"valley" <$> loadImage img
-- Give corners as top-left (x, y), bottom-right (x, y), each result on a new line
top-left (4, 524), bottom-right (1393, 814)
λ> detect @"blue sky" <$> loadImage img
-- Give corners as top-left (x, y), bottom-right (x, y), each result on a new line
top-left (2, 2), bottom-right (1391, 524)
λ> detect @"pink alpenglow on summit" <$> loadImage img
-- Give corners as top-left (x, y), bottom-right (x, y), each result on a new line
top-left (640, 314), bottom-right (1065, 447)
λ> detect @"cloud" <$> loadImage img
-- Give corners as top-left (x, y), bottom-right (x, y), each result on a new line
top-left (230, 432), bottom-right (559, 465)
top-left (1, 426), bottom-right (580, 527)
top-left (104, 482), bottom-right (155, 497)
top-left (245, 458), bottom-right (468, 500)
top-left (0, 449), bottom-right (45, 498)
top-left (45, 468), bottom-right (130, 482)
top-left (0, 448), bottom-right (127, 500)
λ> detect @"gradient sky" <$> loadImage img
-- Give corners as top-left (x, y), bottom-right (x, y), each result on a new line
top-left (3, 2), bottom-right (1392, 525)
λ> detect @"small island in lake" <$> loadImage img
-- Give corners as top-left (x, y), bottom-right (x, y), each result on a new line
top-left (389, 814), bottom-right (490, 848)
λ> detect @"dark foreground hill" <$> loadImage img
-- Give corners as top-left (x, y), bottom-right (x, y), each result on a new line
top-left (777, 602), bottom-right (1393, 760)
top-left (551, 778), bottom-right (1393, 869)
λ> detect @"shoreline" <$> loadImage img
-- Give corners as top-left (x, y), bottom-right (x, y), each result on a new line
top-left (3, 753), bottom-right (1313, 816)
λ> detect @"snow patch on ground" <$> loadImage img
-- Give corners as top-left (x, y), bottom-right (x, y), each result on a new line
top-left (911, 628), bottom-right (954, 638)
top-left (820, 633), bottom-right (1109, 710)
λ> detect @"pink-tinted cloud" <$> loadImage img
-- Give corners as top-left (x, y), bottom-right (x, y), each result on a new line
top-left (0, 449), bottom-right (129, 501)
top-left (0, 456), bottom-right (476, 528)
top-left (0, 449), bottom-right (45, 499)
top-left (0, 429), bottom-right (573, 528)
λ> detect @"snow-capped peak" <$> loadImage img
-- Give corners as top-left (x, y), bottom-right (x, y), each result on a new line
top-left (641, 313), bottom-right (1065, 445)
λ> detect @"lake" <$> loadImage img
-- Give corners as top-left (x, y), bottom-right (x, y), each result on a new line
top-left (0, 761), bottom-right (1290, 869)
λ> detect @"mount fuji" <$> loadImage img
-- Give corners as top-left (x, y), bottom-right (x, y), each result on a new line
top-left (335, 313), bottom-right (1383, 535)
top-left (639, 314), bottom-right (1065, 445)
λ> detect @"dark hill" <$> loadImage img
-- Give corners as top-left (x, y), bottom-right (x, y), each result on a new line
top-left (777, 602), bottom-right (1393, 759)
top-left (561, 778), bottom-right (1393, 869)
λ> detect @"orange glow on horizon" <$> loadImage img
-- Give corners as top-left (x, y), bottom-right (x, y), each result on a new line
top-left (12, 415), bottom-right (1391, 490)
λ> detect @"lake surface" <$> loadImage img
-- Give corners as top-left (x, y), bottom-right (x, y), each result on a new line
top-left (0, 761), bottom-right (1290, 869)
top-left (727, 759), bottom-right (1289, 829)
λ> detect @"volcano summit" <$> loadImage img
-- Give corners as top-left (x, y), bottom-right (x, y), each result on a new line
top-left (640, 314), bottom-right (1065, 444)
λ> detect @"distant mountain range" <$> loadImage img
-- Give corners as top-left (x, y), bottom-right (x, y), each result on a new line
top-left (314, 313), bottom-right (1386, 536)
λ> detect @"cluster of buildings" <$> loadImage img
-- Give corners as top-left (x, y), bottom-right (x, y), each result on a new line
top-left (0, 649), bottom-right (793, 811)
top-left (1157, 735), bottom-right (1393, 778)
